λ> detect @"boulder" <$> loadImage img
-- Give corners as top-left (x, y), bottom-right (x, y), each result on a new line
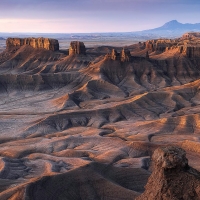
top-left (6, 37), bottom-right (59, 51)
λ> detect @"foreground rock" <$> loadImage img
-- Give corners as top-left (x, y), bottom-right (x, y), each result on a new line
top-left (136, 146), bottom-right (200, 200)
top-left (69, 41), bottom-right (86, 55)
top-left (6, 37), bottom-right (59, 51)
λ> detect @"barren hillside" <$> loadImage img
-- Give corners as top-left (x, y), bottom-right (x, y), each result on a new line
top-left (1, 35), bottom-right (200, 199)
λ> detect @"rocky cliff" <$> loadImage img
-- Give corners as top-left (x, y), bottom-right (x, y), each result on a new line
top-left (145, 39), bottom-right (178, 53)
top-left (69, 41), bottom-right (86, 55)
top-left (181, 32), bottom-right (200, 40)
top-left (145, 33), bottom-right (200, 58)
top-left (136, 146), bottom-right (200, 200)
top-left (6, 37), bottom-right (59, 51)
top-left (180, 45), bottom-right (200, 58)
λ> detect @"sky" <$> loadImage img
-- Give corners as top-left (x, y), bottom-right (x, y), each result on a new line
top-left (0, 0), bottom-right (200, 33)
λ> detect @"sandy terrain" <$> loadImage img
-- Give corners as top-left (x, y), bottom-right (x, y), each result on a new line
top-left (0, 39), bottom-right (200, 199)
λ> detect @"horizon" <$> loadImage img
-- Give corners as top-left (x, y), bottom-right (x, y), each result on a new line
top-left (0, 20), bottom-right (199, 35)
top-left (0, 0), bottom-right (200, 33)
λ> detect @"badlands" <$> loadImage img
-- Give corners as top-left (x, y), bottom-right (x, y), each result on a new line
top-left (0, 33), bottom-right (200, 199)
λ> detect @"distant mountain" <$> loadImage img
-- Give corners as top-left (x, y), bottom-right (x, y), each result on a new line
top-left (135, 20), bottom-right (200, 38)
top-left (0, 20), bottom-right (200, 43)
top-left (154, 20), bottom-right (200, 30)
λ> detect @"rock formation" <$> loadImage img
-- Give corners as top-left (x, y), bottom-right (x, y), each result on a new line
top-left (69, 41), bottom-right (86, 55)
top-left (145, 33), bottom-right (200, 58)
top-left (120, 48), bottom-right (131, 62)
top-left (178, 34), bottom-right (200, 58)
top-left (6, 37), bottom-right (59, 51)
top-left (107, 48), bottom-right (131, 62)
top-left (180, 45), bottom-right (200, 58)
top-left (110, 49), bottom-right (120, 60)
top-left (136, 146), bottom-right (200, 200)
top-left (181, 32), bottom-right (200, 40)
top-left (145, 39), bottom-right (177, 53)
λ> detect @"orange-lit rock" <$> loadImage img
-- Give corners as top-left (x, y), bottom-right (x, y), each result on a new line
top-left (6, 37), bottom-right (59, 51)
top-left (107, 48), bottom-right (131, 62)
top-left (69, 41), bottom-right (86, 55)
top-left (145, 33), bottom-right (200, 58)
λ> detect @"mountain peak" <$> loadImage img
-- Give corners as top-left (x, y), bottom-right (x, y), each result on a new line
top-left (161, 20), bottom-right (182, 28)
top-left (165, 20), bottom-right (180, 24)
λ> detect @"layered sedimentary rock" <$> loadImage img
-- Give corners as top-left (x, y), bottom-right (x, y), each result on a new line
top-left (145, 39), bottom-right (178, 52)
top-left (136, 146), bottom-right (200, 200)
top-left (144, 33), bottom-right (200, 58)
top-left (6, 37), bottom-right (59, 51)
top-left (107, 48), bottom-right (131, 62)
top-left (180, 45), bottom-right (200, 58)
top-left (69, 41), bottom-right (86, 55)
top-left (181, 32), bottom-right (200, 40)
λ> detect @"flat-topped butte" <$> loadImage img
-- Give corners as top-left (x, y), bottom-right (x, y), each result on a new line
top-left (6, 37), bottom-right (59, 51)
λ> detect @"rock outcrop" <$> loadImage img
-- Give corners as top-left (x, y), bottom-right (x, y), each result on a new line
top-left (110, 49), bottom-right (120, 60)
top-left (120, 49), bottom-right (131, 62)
top-left (136, 146), bottom-right (200, 200)
top-left (69, 41), bottom-right (86, 55)
top-left (181, 32), bottom-right (200, 40)
top-left (180, 45), bottom-right (200, 58)
top-left (6, 37), bottom-right (59, 51)
top-left (145, 33), bottom-right (200, 58)
top-left (107, 48), bottom-right (131, 62)
top-left (145, 39), bottom-right (178, 53)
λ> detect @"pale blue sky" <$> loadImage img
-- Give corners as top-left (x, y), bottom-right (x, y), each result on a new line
top-left (0, 0), bottom-right (200, 33)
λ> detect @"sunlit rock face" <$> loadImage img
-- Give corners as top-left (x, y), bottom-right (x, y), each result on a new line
top-left (120, 49), bottom-right (131, 62)
top-left (69, 41), bottom-right (86, 55)
top-left (6, 37), bottom-right (59, 51)
top-left (136, 146), bottom-right (200, 200)
top-left (145, 33), bottom-right (200, 58)
top-left (181, 32), bottom-right (200, 40)
top-left (107, 48), bottom-right (131, 62)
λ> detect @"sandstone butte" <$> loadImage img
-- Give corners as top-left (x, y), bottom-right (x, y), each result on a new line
top-left (144, 32), bottom-right (200, 58)
top-left (136, 146), bottom-right (200, 200)
top-left (69, 41), bottom-right (86, 55)
top-left (6, 37), bottom-right (59, 51)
